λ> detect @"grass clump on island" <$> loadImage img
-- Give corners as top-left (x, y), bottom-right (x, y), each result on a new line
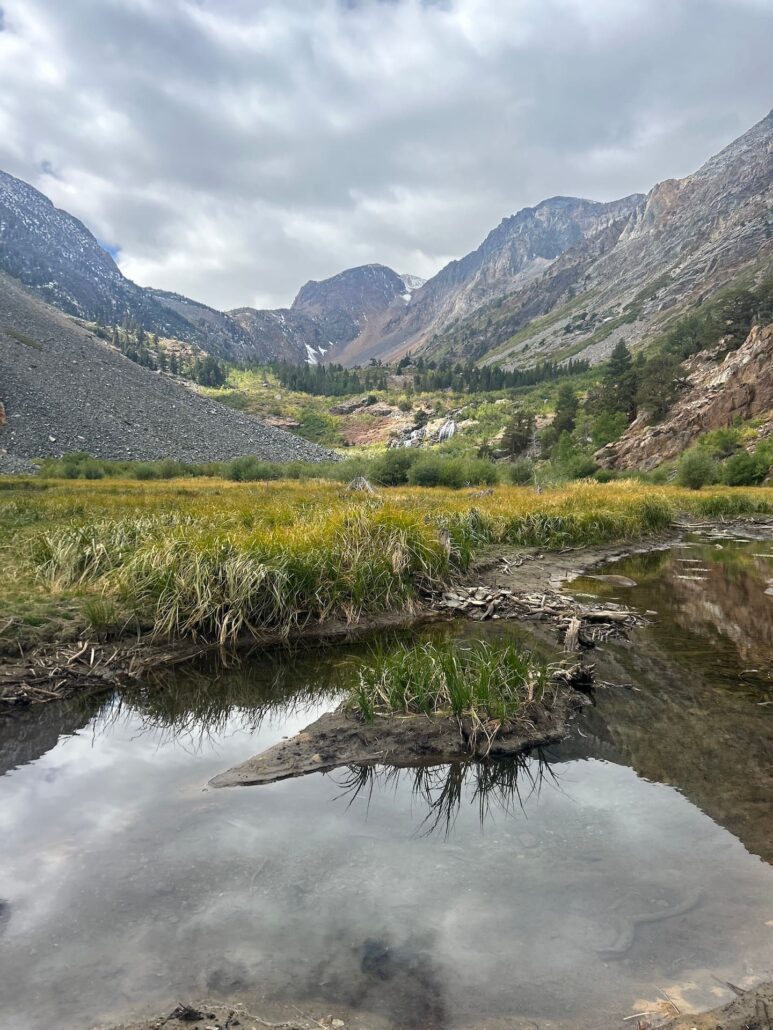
top-left (1, 477), bottom-right (772, 649)
top-left (345, 638), bottom-right (552, 728)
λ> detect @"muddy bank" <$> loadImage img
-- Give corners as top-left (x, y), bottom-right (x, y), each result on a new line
top-left (663, 979), bottom-right (773, 1029)
top-left (99, 1001), bottom-right (346, 1030)
top-left (0, 611), bottom-right (435, 716)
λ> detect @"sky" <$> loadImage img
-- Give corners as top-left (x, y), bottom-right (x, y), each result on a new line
top-left (0, 0), bottom-right (771, 311)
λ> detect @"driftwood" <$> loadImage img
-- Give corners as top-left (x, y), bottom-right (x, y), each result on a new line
top-left (564, 616), bottom-right (582, 653)
top-left (347, 475), bottom-right (375, 493)
top-left (430, 583), bottom-right (648, 644)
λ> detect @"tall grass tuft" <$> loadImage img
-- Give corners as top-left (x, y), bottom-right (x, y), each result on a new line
top-left (344, 638), bottom-right (553, 750)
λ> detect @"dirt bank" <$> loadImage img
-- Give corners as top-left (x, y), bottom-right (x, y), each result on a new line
top-left (663, 979), bottom-right (773, 1029)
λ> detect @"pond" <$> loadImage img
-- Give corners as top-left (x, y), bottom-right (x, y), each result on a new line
top-left (0, 538), bottom-right (771, 1029)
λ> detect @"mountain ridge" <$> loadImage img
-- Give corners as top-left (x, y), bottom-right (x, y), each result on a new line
top-left (0, 107), bottom-right (770, 370)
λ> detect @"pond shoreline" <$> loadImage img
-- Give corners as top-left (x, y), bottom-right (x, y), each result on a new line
top-left (97, 978), bottom-right (773, 1030)
top-left (2, 515), bottom-right (771, 717)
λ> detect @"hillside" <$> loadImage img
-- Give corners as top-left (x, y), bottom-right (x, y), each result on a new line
top-left (597, 323), bottom-right (773, 471)
top-left (412, 108), bottom-right (773, 367)
top-left (0, 272), bottom-right (336, 470)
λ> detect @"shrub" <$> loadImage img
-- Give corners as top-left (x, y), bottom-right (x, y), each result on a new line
top-left (676, 448), bottom-right (718, 490)
top-left (507, 458), bottom-right (535, 486)
top-left (721, 451), bottom-right (770, 486)
top-left (407, 455), bottom-right (498, 489)
top-left (370, 448), bottom-right (417, 486)
top-left (227, 456), bottom-right (283, 482)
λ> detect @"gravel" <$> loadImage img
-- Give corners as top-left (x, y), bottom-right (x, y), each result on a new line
top-left (0, 272), bottom-right (338, 467)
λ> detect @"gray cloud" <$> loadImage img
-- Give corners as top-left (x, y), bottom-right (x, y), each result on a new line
top-left (0, 0), bottom-right (771, 309)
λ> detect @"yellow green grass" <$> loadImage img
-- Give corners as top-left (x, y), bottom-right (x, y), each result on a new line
top-left (345, 638), bottom-right (552, 729)
top-left (1, 477), bottom-right (771, 648)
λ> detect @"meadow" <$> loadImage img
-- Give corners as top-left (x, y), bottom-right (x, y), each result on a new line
top-left (1, 476), bottom-right (772, 650)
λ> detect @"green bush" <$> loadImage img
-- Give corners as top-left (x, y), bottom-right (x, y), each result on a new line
top-left (369, 448), bottom-right (417, 486)
top-left (82, 462), bottom-right (105, 480)
top-left (677, 448), bottom-right (718, 490)
top-left (227, 456), bottom-right (284, 482)
top-left (507, 458), bottom-right (535, 486)
top-left (721, 451), bottom-right (770, 486)
top-left (407, 454), bottom-right (498, 489)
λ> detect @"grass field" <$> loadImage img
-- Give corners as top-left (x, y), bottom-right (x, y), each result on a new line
top-left (1, 477), bottom-right (772, 649)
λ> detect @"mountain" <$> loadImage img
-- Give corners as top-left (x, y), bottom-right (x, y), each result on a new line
top-left (398, 108), bottom-right (773, 367)
top-left (0, 270), bottom-right (336, 470)
top-left (0, 169), bottom-right (218, 345)
top-left (332, 194), bottom-right (645, 365)
top-left (288, 264), bottom-right (412, 363)
top-left (1, 108), bottom-right (770, 371)
top-left (0, 170), bottom-right (421, 365)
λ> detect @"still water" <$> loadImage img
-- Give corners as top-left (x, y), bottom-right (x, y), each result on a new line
top-left (0, 539), bottom-right (771, 1029)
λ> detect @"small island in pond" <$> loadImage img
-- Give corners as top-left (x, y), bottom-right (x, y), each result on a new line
top-left (210, 639), bottom-right (593, 788)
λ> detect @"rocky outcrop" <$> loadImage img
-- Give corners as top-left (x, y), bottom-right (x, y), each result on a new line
top-left (597, 324), bottom-right (773, 469)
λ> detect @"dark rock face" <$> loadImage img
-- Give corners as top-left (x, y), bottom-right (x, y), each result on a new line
top-left (0, 271), bottom-right (337, 465)
top-left (597, 323), bottom-right (773, 469)
top-left (228, 305), bottom-right (334, 365)
top-left (293, 263), bottom-right (408, 343)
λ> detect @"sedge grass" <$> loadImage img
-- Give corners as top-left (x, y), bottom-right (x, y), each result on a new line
top-left (344, 638), bottom-right (553, 740)
top-left (2, 477), bottom-right (771, 645)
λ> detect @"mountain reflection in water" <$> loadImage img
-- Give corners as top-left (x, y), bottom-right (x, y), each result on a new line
top-left (0, 536), bottom-right (771, 1030)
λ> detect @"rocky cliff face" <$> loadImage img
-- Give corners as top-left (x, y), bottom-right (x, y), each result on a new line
top-left (0, 170), bottom-right (214, 345)
top-left (420, 108), bottom-right (773, 367)
top-left (336, 195), bottom-right (644, 365)
top-left (596, 323), bottom-right (773, 469)
top-left (289, 264), bottom-right (411, 363)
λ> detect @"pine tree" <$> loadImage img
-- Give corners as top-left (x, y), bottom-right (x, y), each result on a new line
top-left (553, 384), bottom-right (579, 436)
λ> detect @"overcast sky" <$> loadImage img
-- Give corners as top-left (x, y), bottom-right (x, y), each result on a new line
top-left (0, 0), bottom-right (771, 311)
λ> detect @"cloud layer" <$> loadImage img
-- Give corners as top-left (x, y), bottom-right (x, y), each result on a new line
top-left (1, 0), bottom-right (771, 309)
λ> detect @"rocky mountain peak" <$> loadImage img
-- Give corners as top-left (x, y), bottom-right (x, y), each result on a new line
top-left (292, 263), bottom-right (407, 319)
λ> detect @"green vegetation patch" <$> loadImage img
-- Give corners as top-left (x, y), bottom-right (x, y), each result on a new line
top-left (4, 327), bottom-right (43, 350)
top-left (344, 638), bottom-right (553, 740)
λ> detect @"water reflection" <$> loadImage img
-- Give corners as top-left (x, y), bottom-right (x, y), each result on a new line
top-left (568, 538), bottom-right (773, 864)
top-left (334, 753), bottom-right (555, 837)
top-left (0, 538), bottom-right (772, 1029)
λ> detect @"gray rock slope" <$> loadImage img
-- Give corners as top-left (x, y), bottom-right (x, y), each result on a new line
top-left (0, 272), bottom-right (337, 467)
